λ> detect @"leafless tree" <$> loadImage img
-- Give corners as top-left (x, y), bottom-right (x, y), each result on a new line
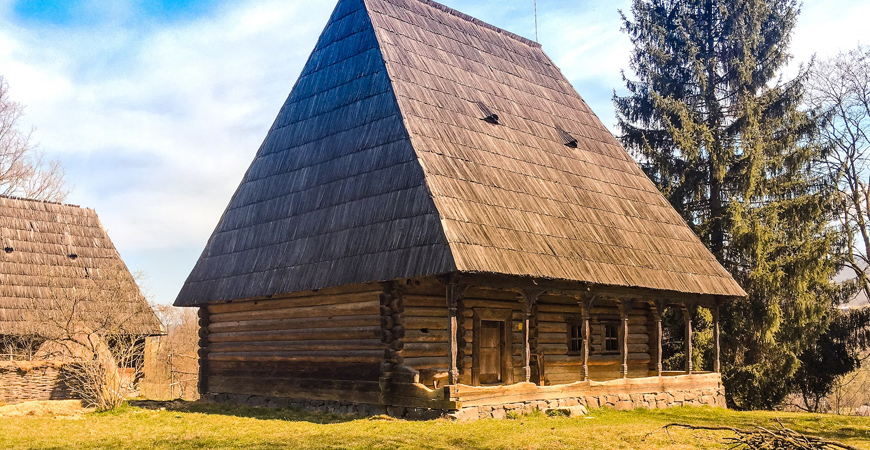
top-left (0, 75), bottom-right (68, 202)
top-left (24, 261), bottom-right (158, 410)
top-left (829, 351), bottom-right (870, 415)
top-left (148, 304), bottom-right (199, 399)
top-left (809, 46), bottom-right (870, 303)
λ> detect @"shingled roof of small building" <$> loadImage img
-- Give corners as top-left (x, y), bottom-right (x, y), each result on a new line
top-left (175, 0), bottom-right (746, 306)
top-left (0, 196), bottom-right (162, 336)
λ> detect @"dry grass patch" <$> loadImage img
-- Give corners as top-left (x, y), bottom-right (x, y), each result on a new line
top-left (0, 399), bottom-right (92, 418)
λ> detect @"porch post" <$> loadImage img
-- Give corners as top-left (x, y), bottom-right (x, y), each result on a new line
top-left (521, 289), bottom-right (544, 384)
top-left (579, 296), bottom-right (595, 381)
top-left (618, 299), bottom-right (634, 379)
top-left (713, 299), bottom-right (721, 373)
top-left (446, 282), bottom-right (468, 385)
top-left (683, 304), bottom-right (694, 374)
top-left (652, 300), bottom-right (665, 376)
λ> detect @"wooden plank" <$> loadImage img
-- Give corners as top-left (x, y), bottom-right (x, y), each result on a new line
top-left (537, 332), bottom-right (567, 344)
top-left (404, 329), bottom-right (449, 343)
top-left (627, 333), bottom-right (649, 344)
top-left (209, 339), bottom-right (382, 353)
top-left (535, 311), bottom-right (648, 323)
top-left (464, 299), bottom-right (520, 310)
top-left (208, 315), bottom-right (379, 333)
top-left (207, 290), bottom-right (381, 314)
top-left (545, 353), bottom-right (651, 366)
top-left (535, 303), bottom-right (581, 314)
top-left (404, 316), bottom-right (448, 329)
top-left (208, 326), bottom-right (381, 343)
top-left (453, 274), bottom-right (730, 303)
top-left (208, 375), bottom-right (382, 404)
top-left (402, 295), bottom-right (445, 308)
top-left (208, 360), bottom-right (381, 381)
top-left (208, 351), bottom-right (381, 363)
top-left (402, 342), bottom-right (447, 358)
top-left (404, 356), bottom-right (449, 369)
top-left (210, 300), bottom-right (379, 323)
top-left (404, 306), bottom-right (446, 317)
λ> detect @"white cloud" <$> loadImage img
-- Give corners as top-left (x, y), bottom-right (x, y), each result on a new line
top-left (0, 0), bottom-right (335, 302)
top-left (0, 0), bottom-right (865, 303)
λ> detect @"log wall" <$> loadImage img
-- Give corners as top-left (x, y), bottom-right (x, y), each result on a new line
top-left (401, 283), bottom-right (528, 387)
top-left (204, 286), bottom-right (384, 404)
top-left (535, 295), bottom-right (651, 384)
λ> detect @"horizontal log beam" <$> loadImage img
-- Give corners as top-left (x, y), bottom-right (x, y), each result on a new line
top-left (208, 375), bottom-right (382, 404)
top-left (210, 300), bottom-right (378, 323)
top-left (207, 289), bottom-right (381, 314)
top-left (208, 315), bottom-right (379, 334)
top-left (208, 351), bottom-right (381, 364)
top-left (452, 273), bottom-right (726, 304)
top-left (208, 326), bottom-right (381, 343)
top-left (209, 339), bottom-right (382, 353)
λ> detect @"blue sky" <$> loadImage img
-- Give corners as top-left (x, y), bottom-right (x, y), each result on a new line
top-left (0, 0), bottom-right (867, 305)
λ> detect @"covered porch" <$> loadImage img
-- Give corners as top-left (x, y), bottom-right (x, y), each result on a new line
top-left (381, 273), bottom-right (729, 416)
top-left (439, 273), bottom-right (724, 386)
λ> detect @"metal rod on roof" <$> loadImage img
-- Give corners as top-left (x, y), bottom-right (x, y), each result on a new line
top-left (534, 0), bottom-right (538, 42)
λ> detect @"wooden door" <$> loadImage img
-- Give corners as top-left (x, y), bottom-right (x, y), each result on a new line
top-left (478, 320), bottom-right (503, 384)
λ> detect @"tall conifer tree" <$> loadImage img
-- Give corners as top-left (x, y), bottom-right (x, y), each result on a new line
top-left (615, 0), bottom-right (842, 408)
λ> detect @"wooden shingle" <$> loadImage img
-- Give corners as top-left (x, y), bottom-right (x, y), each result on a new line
top-left (175, 0), bottom-right (745, 307)
top-left (0, 196), bottom-right (162, 336)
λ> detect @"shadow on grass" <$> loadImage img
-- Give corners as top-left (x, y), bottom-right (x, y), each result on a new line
top-left (127, 399), bottom-right (361, 425)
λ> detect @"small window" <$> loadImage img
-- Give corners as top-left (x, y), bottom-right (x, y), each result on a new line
top-left (604, 324), bottom-right (619, 352)
top-left (568, 323), bottom-right (582, 353)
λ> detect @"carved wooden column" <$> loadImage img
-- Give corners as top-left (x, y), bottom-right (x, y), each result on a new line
top-left (446, 282), bottom-right (468, 385)
top-left (683, 304), bottom-right (694, 374)
top-left (618, 299), bottom-right (635, 378)
top-left (651, 300), bottom-right (666, 377)
top-left (579, 296), bottom-right (596, 381)
top-left (521, 289), bottom-right (544, 383)
top-left (712, 299), bottom-right (721, 373)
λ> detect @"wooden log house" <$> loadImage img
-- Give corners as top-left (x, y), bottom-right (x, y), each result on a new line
top-left (175, 0), bottom-right (746, 419)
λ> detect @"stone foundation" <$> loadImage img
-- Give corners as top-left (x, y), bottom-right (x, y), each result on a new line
top-left (450, 384), bottom-right (725, 420)
top-left (0, 361), bottom-right (73, 405)
top-left (205, 374), bottom-right (726, 421)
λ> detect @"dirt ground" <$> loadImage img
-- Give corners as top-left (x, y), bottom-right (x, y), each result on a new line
top-left (0, 400), bottom-right (93, 418)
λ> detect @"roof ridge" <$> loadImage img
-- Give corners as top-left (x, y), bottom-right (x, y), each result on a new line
top-left (0, 194), bottom-right (83, 210)
top-left (407, 0), bottom-right (542, 49)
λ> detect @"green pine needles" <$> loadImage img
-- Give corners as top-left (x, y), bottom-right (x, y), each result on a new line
top-left (615, 0), bottom-right (845, 409)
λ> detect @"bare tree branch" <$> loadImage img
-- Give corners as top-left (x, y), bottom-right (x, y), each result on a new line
top-left (646, 422), bottom-right (861, 449)
top-left (14, 261), bottom-right (158, 410)
top-left (0, 76), bottom-right (69, 202)
top-left (809, 46), bottom-right (870, 304)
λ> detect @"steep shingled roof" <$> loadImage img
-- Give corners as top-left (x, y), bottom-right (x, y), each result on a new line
top-left (0, 196), bottom-right (162, 336)
top-left (175, 0), bottom-right (745, 306)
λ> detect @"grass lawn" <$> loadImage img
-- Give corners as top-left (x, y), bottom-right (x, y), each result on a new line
top-left (0, 401), bottom-right (868, 449)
